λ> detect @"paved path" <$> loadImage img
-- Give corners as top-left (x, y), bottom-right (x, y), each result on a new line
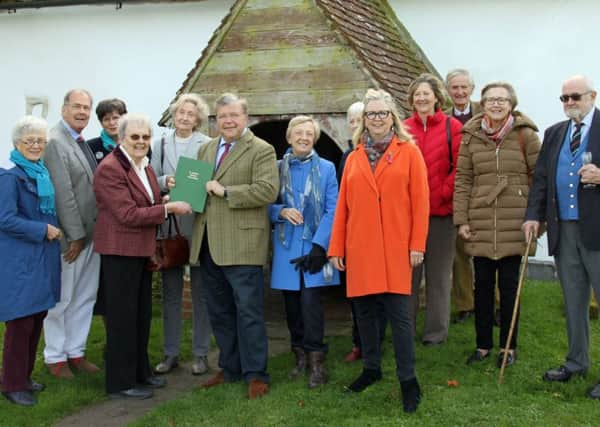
top-left (57, 288), bottom-right (351, 427)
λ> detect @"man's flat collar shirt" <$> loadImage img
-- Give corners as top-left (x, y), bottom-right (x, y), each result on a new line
top-left (215, 128), bottom-right (248, 168)
top-left (61, 119), bottom-right (84, 141)
top-left (569, 107), bottom-right (595, 142)
top-left (453, 102), bottom-right (472, 117)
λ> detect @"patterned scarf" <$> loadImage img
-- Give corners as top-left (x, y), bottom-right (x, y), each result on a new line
top-left (277, 149), bottom-right (322, 249)
top-left (10, 149), bottom-right (56, 215)
top-left (361, 130), bottom-right (394, 171)
top-left (100, 129), bottom-right (117, 152)
top-left (481, 114), bottom-right (515, 143)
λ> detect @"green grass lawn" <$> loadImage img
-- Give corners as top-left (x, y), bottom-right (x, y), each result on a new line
top-left (134, 280), bottom-right (600, 427)
top-left (0, 297), bottom-right (193, 427)
top-left (1, 280), bottom-right (599, 426)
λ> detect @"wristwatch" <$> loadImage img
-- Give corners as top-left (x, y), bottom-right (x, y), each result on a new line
top-left (223, 187), bottom-right (228, 199)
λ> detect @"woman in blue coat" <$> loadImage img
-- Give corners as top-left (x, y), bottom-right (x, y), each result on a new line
top-left (0, 116), bottom-right (61, 406)
top-left (269, 115), bottom-right (339, 388)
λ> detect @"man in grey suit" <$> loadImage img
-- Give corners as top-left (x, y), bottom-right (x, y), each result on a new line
top-left (43, 89), bottom-right (100, 379)
top-left (524, 75), bottom-right (600, 399)
top-left (190, 93), bottom-right (278, 399)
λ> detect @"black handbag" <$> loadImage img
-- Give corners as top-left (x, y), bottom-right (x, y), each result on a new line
top-left (147, 214), bottom-right (190, 271)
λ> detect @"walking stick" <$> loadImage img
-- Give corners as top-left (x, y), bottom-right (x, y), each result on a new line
top-left (498, 232), bottom-right (534, 384)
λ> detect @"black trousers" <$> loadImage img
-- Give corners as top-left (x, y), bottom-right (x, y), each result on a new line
top-left (282, 274), bottom-right (326, 353)
top-left (473, 256), bottom-right (521, 350)
top-left (102, 255), bottom-right (152, 393)
top-left (350, 298), bottom-right (387, 349)
top-left (342, 270), bottom-right (387, 349)
top-left (353, 293), bottom-right (415, 381)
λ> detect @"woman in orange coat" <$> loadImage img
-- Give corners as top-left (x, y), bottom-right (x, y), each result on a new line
top-left (329, 89), bottom-right (429, 413)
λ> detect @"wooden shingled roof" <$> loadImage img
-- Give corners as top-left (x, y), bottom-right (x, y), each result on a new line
top-left (159, 0), bottom-right (438, 125)
top-left (316, 0), bottom-right (439, 109)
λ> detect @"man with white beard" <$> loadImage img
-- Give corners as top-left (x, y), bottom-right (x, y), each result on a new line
top-left (524, 75), bottom-right (600, 399)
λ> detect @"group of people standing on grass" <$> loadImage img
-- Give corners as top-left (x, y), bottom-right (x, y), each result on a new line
top-left (2, 70), bottom-right (600, 411)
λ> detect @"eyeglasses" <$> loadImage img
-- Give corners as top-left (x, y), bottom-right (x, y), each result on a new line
top-left (364, 110), bottom-right (391, 120)
top-left (19, 138), bottom-right (47, 147)
top-left (128, 134), bottom-right (151, 141)
top-left (559, 91), bottom-right (592, 103)
top-left (483, 97), bottom-right (510, 106)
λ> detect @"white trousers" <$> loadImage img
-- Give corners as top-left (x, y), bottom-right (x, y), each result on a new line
top-left (43, 243), bottom-right (100, 363)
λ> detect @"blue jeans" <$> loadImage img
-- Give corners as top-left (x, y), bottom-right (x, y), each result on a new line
top-left (199, 237), bottom-right (269, 383)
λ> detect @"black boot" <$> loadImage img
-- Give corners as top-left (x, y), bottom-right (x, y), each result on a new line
top-left (307, 351), bottom-right (327, 388)
top-left (346, 368), bottom-right (382, 392)
top-left (289, 347), bottom-right (307, 379)
top-left (400, 377), bottom-right (421, 413)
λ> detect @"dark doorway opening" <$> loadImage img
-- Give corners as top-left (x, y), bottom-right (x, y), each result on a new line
top-left (251, 120), bottom-right (343, 168)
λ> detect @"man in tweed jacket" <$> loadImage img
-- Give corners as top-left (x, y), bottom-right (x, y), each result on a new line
top-left (190, 93), bottom-right (278, 399)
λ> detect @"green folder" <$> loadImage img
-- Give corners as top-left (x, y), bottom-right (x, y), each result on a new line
top-left (169, 156), bottom-right (213, 213)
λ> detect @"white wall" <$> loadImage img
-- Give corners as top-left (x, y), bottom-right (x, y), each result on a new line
top-left (0, 1), bottom-right (234, 157)
top-left (391, 0), bottom-right (599, 134)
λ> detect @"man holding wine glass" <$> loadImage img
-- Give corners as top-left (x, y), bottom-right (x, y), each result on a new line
top-left (524, 74), bottom-right (600, 399)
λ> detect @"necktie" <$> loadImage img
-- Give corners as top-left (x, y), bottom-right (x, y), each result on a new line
top-left (217, 143), bottom-right (231, 169)
top-left (76, 134), bottom-right (97, 172)
top-left (570, 123), bottom-right (583, 154)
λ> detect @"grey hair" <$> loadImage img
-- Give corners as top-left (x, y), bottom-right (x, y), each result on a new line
top-left (63, 89), bottom-right (93, 107)
top-left (481, 81), bottom-right (518, 111)
top-left (346, 101), bottom-right (365, 121)
top-left (117, 113), bottom-right (153, 141)
top-left (12, 115), bottom-right (48, 147)
top-left (286, 115), bottom-right (321, 142)
top-left (214, 93), bottom-right (248, 116)
top-left (445, 68), bottom-right (474, 87)
top-left (564, 74), bottom-right (596, 92)
top-left (353, 88), bottom-right (414, 145)
top-left (169, 93), bottom-right (210, 131)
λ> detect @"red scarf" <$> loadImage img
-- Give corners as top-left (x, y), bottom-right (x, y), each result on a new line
top-left (481, 114), bottom-right (514, 143)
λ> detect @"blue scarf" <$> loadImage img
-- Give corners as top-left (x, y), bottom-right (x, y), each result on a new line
top-left (10, 149), bottom-right (56, 215)
top-left (100, 129), bottom-right (117, 152)
top-left (277, 149), bottom-right (322, 248)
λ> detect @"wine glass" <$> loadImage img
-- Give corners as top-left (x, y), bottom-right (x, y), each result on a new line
top-left (582, 151), bottom-right (596, 189)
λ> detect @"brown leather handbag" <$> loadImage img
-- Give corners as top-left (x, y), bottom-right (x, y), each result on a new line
top-left (147, 214), bottom-right (190, 271)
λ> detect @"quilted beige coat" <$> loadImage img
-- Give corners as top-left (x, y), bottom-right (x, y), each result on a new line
top-left (453, 112), bottom-right (541, 259)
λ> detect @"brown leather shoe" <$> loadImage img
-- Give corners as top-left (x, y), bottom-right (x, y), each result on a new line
top-left (247, 378), bottom-right (269, 400)
top-left (46, 361), bottom-right (74, 379)
top-left (201, 371), bottom-right (225, 389)
top-left (68, 357), bottom-right (100, 374)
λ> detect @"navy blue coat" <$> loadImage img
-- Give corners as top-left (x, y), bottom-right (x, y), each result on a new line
top-left (0, 160), bottom-right (61, 321)
top-left (269, 156), bottom-right (340, 290)
top-left (526, 108), bottom-right (600, 255)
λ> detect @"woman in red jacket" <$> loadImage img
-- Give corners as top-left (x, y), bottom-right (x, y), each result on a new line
top-left (404, 73), bottom-right (462, 346)
top-left (329, 89), bottom-right (429, 413)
